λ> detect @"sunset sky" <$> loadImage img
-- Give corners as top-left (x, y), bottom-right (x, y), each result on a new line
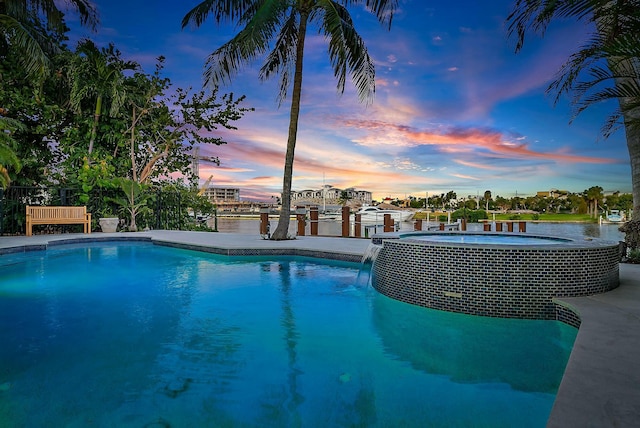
top-left (68, 0), bottom-right (632, 202)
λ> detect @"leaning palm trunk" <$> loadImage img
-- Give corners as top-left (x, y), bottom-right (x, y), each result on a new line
top-left (271, 12), bottom-right (309, 240)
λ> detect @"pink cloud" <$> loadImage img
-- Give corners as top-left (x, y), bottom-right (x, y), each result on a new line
top-left (339, 118), bottom-right (616, 164)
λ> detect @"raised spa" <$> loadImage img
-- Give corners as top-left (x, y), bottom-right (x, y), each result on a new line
top-left (371, 231), bottom-right (620, 321)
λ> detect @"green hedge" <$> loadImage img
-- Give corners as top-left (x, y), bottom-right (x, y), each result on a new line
top-left (451, 209), bottom-right (488, 223)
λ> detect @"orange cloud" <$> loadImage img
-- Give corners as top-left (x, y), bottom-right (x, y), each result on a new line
top-left (340, 119), bottom-right (617, 164)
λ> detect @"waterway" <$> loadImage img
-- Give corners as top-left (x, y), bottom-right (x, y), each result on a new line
top-left (209, 217), bottom-right (625, 243)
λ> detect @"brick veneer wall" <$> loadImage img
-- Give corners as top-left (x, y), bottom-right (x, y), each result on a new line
top-left (372, 234), bottom-right (619, 320)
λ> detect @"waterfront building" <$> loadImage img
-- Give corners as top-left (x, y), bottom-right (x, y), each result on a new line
top-left (201, 187), bottom-right (240, 203)
top-left (291, 185), bottom-right (372, 206)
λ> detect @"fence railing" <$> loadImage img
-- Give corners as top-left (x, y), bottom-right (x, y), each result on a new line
top-left (0, 186), bottom-right (197, 236)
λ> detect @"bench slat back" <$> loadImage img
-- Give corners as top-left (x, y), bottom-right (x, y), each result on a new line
top-left (28, 206), bottom-right (87, 220)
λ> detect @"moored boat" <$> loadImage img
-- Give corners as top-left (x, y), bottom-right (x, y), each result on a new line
top-left (352, 206), bottom-right (414, 224)
top-left (606, 210), bottom-right (624, 222)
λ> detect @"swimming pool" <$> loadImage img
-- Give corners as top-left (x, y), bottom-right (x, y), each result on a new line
top-left (0, 242), bottom-right (576, 426)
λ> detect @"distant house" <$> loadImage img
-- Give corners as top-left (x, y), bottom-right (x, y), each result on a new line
top-left (536, 189), bottom-right (569, 199)
top-left (291, 185), bottom-right (372, 206)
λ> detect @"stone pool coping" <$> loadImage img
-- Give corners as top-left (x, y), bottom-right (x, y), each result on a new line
top-left (374, 229), bottom-right (621, 248)
top-left (0, 230), bottom-right (639, 426)
top-left (0, 230), bottom-right (371, 262)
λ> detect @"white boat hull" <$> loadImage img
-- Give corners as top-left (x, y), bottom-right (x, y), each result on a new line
top-left (352, 210), bottom-right (413, 224)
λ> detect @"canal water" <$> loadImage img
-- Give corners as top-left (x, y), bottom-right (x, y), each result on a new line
top-left (210, 217), bottom-right (625, 242)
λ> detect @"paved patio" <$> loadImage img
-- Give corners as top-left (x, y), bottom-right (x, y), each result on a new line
top-left (1, 230), bottom-right (639, 427)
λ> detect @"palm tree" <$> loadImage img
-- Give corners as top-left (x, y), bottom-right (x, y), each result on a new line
top-left (69, 39), bottom-right (138, 155)
top-left (507, 1), bottom-right (640, 221)
top-left (484, 190), bottom-right (492, 211)
top-left (182, 0), bottom-right (398, 240)
top-left (585, 185), bottom-right (604, 218)
top-left (0, 0), bottom-right (97, 79)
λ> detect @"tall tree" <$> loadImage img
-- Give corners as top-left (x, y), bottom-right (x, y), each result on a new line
top-left (182, 0), bottom-right (398, 240)
top-left (507, 1), bottom-right (640, 224)
top-left (444, 190), bottom-right (457, 210)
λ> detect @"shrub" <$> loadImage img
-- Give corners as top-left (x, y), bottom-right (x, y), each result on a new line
top-left (451, 209), bottom-right (488, 223)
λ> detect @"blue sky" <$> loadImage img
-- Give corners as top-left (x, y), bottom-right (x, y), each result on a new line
top-left (67, 0), bottom-right (631, 202)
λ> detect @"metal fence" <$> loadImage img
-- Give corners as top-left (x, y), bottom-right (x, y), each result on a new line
top-left (0, 186), bottom-right (194, 236)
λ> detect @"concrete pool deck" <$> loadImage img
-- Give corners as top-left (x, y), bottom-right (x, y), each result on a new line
top-left (1, 230), bottom-right (639, 427)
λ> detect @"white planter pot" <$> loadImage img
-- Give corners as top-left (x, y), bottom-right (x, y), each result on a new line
top-left (99, 217), bottom-right (119, 233)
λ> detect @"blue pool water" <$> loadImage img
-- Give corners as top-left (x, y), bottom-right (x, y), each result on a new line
top-left (404, 233), bottom-right (570, 245)
top-left (0, 242), bottom-right (577, 427)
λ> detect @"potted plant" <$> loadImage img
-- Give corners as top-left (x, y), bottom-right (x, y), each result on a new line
top-left (98, 208), bottom-right (119, 233)
top-left (106, 178), bottom-right (152, 232)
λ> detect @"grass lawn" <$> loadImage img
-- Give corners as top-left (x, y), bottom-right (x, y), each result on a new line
top-left (491, 213), bottom-right (597, 222)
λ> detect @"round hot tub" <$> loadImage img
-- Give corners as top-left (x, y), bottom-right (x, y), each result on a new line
top-left (406, 233), bottom-right (571, 245)
top-left (371, 231), bottom-right (620, 320)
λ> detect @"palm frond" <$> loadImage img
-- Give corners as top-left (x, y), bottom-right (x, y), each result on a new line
top-left (533, 0), bottom-right (640, 142)
top-left (360, 0), bottom-right (399, 29)
top-left (259, 12), bottom-right (298, 105)
top-left (69, 0), bottom-right (99, 30)
top-left (0, 14), bottom-right (50, 78)
top-left (4, 0), bottom-right (98, 33)
top-left (319, 0), bottom-right (376, 104)
top-left (507, 0), bottom-right (556, 52)
top-left (181, 0), bottom-right (257, 28)
top-left (204, 0), bottom-right (285, 88)
top-left (506, 0), bottom-right (603, 52)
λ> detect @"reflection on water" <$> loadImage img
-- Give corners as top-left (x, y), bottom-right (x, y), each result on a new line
top-left (371, 295), bottom-right (577, 393)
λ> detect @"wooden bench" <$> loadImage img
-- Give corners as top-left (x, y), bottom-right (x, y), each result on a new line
top-left (25, 205), bottom-right (91, 237)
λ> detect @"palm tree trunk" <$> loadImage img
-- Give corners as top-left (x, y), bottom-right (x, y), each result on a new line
top-left (624, 104), bottom-right (640, 221)
top-left (128, 186), bottom-right (138, 232)
top-left (88, 95), bottom-right (102, 155)
top-left (271, 12), bottom-right (309, 240)
top-left (130, 106), bottom-right (138, 182)
top-left (608, 55), bottom-right (640, 221)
